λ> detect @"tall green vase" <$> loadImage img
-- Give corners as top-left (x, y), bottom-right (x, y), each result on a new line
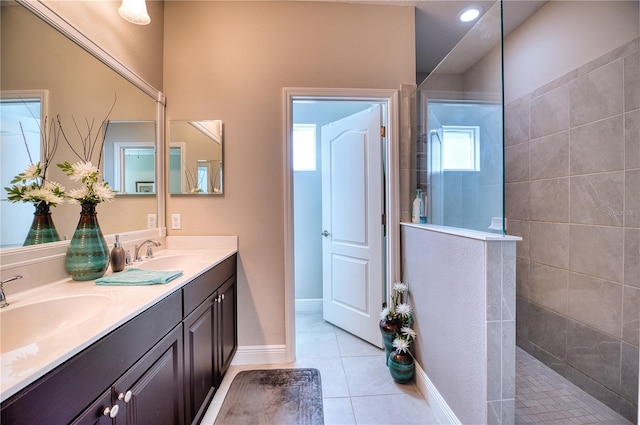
top-left (23, 202), bottom-right (61, 246)
top-left (65, 203), bottom-right (109, 281)
top-left (380, 319), bottom-right (402, 365)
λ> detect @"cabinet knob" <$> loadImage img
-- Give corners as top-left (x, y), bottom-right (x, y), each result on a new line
top-left (103, 404), bottom-right (119, 418)
top-left (118, 390), bottom-right (132, 403)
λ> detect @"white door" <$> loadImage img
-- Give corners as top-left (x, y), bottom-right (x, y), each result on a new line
top-left (321, 106), bottom-right (383, 348)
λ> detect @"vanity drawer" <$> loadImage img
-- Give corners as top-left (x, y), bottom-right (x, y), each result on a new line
top-left (182, 254), bottom-right (236, 316)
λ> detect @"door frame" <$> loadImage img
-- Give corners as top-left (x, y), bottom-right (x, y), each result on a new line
top-left (283, 87), bottom-right (400, 362)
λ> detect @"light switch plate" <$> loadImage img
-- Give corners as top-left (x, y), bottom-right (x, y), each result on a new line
top-left (171, 213), bottom-right (182, 230)
top-left (147, 214), bottom-right (157, 229)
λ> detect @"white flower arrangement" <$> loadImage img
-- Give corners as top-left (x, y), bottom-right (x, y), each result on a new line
top-left (392, 326), bottom-right (417, 354)
top-left (58, 161), bottom-right (116, 204)
top-left (380, 281), bottom-right (417, 355)
top-left (381, 281), bottom-right (410, 323)
top-left (5, 162), bottom-right (66, 206)
top-left (4, 115), bottom-right (65, 207)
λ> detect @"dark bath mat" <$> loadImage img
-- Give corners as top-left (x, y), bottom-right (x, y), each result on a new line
top-left (214, 368), bottom-right (324, 425)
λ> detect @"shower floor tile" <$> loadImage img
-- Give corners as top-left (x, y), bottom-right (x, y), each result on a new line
top-left (516, 347), bottom-right (633, 425)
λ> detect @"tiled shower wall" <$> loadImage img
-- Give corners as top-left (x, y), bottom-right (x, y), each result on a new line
top-left (505, 38), bottom-right (639, 423)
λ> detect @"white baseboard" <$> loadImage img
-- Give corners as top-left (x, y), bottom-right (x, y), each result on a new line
top-left (414, 360), bottom-right (461, 425)
top-left (231, 345), bottom-right (288, 365)
top-left (295, 298), bottom-right (322, 313)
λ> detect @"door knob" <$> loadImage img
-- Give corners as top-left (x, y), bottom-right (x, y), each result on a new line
top-left (322, 230), bottom-right (330, 237)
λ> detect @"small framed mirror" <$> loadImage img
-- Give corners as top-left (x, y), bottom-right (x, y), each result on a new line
top-left (169, 120), bottom-right (223, 195)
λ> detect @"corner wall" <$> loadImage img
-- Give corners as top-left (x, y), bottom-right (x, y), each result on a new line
top-left (402, 224), bottom-right (518, 425)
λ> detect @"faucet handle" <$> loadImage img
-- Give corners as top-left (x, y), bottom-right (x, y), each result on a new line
top-left (1, 275), bottom-right (23, 285)
top-left (146, 245), bottom-right (155, 259)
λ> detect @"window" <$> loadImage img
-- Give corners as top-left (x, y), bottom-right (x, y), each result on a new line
top-left (293, 124), bottom-right (317, 171)
top-left (441, 125), bottom-right (480, 171)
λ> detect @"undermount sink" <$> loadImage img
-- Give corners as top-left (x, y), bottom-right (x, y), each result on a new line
top-left (0, 294), bottom-right (112, 354)
top-left (135, 254), bottom-right (211, 271)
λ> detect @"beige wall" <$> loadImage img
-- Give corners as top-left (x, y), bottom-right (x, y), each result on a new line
top-left (504, 0), bottom-right (639, 103)
top-left (43, 0), bottom-right (165, 91)
top-left (163, 1), bottom-right (415, 347)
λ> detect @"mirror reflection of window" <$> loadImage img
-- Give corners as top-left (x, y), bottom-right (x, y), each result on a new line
top-left (0, 92), bottom-right (46, 248)
top-left (197, 161), bottom-right (209, 193)
top-left (169, 145), bottom-right (183, 194)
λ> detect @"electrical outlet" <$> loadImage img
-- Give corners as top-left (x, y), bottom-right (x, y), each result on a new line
top-left (171, 213), bottom-right (182, 230)
top-left (147, 214), bottom-right (157, 229)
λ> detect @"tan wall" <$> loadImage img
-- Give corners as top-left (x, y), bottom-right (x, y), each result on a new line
top-left (43, 0), bottom-right (165, 91)
top-left (163, 1), bottom-right (415, 347)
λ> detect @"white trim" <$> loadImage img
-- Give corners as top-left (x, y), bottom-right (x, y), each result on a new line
top-left (401, 222), bottom-right (521, 242)
top-left (231, 345), bottom-right (288, 365)
top-left (295, 298), bottom-right (322, 313)
top-left (283, 87), bottom-right (401, 364)
top-left (0, 228), bottom-right (164, 272)
top-left (16, 0), bottom-right (165, 104)
top-left (414, 360), bottom-right (462, 425)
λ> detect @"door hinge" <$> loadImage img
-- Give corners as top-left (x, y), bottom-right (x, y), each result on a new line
top-left (380, 126), bottom-right (386, 138)
top-left (381, 213), bottom-right (386, 226)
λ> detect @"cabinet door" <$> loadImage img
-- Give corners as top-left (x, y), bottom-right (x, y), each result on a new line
top-left (183, 295), bottom-right (216, 424)
top-left (72, 390), bottom-right (115, 425)
top-left (114, 325), bottom-right (184, 425)
top-left (216, 276), bottom-right (237, 381)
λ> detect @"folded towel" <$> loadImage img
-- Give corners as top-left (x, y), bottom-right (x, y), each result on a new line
top-left (95, 268), bottom-right (183, 286)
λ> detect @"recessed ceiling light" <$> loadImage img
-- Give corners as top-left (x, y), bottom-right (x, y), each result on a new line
top-left (459, 6), bottom-right (482, 23)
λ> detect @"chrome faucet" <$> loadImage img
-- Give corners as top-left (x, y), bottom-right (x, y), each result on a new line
top-left (1, 275), bottom-right (23, 308)
top-left (134, 240), bottom-right (161, 262)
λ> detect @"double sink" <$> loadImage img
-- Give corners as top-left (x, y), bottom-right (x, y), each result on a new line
top-left (0, 250), bottom-right (229, 401)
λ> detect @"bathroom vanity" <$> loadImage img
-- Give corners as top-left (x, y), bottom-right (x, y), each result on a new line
top-left (0, 246), bottom-right (237, 425)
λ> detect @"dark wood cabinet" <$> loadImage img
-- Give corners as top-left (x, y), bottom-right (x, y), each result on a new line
top-left (1, 254), bottom-right (237, 425)
top-left (216, 275), bottom-right (237, 382)
top-left (183, 255), bottom-right (237, 425)
top-left (72, 325), bottom-right (183, 425)
top-left (183, 294), bottom-right (216, 423)
top-left (73, 390), bottom-right (114, 425)
top-left (114, 325), bottom-right (184, 425)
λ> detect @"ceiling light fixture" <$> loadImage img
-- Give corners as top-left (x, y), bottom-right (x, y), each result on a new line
top-left (118, 0), bottom-right (151, 25)
top-left (459, 6), bottom-right (482, 23)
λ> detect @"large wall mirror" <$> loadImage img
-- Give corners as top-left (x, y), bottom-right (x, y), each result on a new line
top-left (169, 120), bottom-right (223, 195)
top-left (0, 2), bottom-right (162, 249)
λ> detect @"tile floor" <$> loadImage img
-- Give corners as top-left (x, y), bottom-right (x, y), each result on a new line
top-left (516, 347), bottom-right (633, 425)
top-left (201, 310), bottom-right (439, 424)
top-left (201, 312), bottom-right (634, 425)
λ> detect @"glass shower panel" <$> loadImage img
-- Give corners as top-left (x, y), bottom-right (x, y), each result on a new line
top-left (417, 0), bottom-right (504, 234)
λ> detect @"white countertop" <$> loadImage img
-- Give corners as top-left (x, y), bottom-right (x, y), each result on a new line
top-left (0, 237), bottom-right (237, 402)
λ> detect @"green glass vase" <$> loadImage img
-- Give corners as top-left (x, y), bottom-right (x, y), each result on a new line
top-left (379, 319), bottom-right (402, 366)
top-left (388, 351), bottom-right (415, 384)
top-left (23, 202), bottom-right (61, 246)
top-left (65, 203), bottom-right (109, 281)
